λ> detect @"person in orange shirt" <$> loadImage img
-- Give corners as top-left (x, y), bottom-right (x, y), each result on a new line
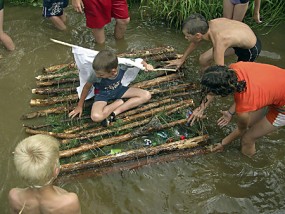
top-left (188, 62), bottom-right (285, 156)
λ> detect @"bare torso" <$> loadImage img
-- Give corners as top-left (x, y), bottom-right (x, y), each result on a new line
top-left (208, 18), bottom-right (257, 49)
top-left (8, 185), bottom-right (81, 214)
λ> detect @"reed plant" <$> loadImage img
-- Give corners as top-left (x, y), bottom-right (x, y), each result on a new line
top-left (139, 0), bottom-right (285, 31)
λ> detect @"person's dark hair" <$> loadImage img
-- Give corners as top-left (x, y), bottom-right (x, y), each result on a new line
top-left (199, 65), bottom-right (246, 104)
top-left (92, 50), bottom-right (118, 73)
top-left (182, 13), bottom-right (209, 35)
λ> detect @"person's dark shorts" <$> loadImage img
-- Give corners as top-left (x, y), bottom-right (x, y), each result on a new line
top-left (0, 0), bottom-right (4, 11)
top-left (42, 0), bottom-right (68, 17)
top-left (94, 85), bottom-right (128, 102)
top-left (233, 36), bottom-right (262, 62)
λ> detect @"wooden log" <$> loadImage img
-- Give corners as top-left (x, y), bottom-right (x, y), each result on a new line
top-left (57, 148), bottom-right (208, 181)
top-left (144, 53), bottom-right (180, 62)
top-left (36, 70), bottom-right (78, 81)
top-left (25, 128), bottom-right (77, 139)
top-left (59, 118), bottom-right (189, 158)
top-left (21, 105), bottom-right (75, 119)
top-left (43, 62), bottom-right (76, 73)
top-left (32, 87), bottom-right (77, 95)
top-left (36, 78), bottom-right (79, 87)
top-left (30, 94), bottom-right (78, 107)
top-left (131, 73), bottom-right (180, 88)
top-left (117, 46), bottom-right (175, 58)
top-left (60, 134), bottom-right (209, 173)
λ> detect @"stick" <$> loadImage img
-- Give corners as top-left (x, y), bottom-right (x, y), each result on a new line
top-left (50, 38), bottom-right (77, 48)
top-left (153, 68), bottom-right (177, 72)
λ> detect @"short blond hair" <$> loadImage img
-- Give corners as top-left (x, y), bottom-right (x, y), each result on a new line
top-left (14, 134), bottom-right (60, 186)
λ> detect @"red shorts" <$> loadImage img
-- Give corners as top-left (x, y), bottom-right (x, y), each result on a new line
top-left (82, 0), bottom-right (129, 29)
top-left (266, 106), bottom-right (285, 127)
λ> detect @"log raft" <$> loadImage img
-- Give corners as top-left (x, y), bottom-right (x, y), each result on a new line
top-left (23, 46), bottom-right (210, 177)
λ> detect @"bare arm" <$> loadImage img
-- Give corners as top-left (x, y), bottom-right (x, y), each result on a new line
top-left (213, 40), bottom-right (228, 65)
top-left (221, 112), bottom-right (249, 146)
top-left (69, 82), bottom-right (92, 118)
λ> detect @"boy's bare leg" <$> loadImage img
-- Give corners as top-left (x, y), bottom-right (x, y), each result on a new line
top-left (114, 18), bottom-right (130, 40)
top-left (241, 115), bottom-right (277, 157)
top-left (114, 88), bottom-right (151, 115)
top-left (49, 16), bottom-right (67, 30)
top-left (232, 2), bottom-right (249, 22)
top-left (91, 99), bottom-right (124, 122)
top-left (223, 0), bottom-right (234, 19)
top-left (92, 28), bottom-right (105, 44)
top-left (0, 10), bottom-right (15, 51)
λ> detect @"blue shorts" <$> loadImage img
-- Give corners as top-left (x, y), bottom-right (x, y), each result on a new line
top-left (94, 85), bottom-right (129, 102)
top-left (42, 0), bottom-right (68, 17)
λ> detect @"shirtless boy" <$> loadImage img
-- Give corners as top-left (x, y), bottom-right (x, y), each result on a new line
top-left (168, 13), bottom-right (261, 70)
top-left (8, 134), bottom-right (81, 214)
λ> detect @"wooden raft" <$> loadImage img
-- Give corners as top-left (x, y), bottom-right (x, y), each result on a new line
top-left (22, 46), bottom-right (210, 180)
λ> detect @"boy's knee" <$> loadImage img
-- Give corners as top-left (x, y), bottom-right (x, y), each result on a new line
top-left (143, 91), bottom-right (152, 102)
top-left (91, 113), bottom-right (103, 122)
top-left (116, 17), bottom-right (130, 26)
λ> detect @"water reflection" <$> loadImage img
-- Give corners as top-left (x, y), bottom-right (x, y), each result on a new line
top-left (1, 4), bottom-right (285, 213)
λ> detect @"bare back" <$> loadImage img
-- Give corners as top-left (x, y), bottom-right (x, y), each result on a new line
top-left (8, 185), bottom-right (81, 214)
top-left (208, 18), bottom-right (257, 50)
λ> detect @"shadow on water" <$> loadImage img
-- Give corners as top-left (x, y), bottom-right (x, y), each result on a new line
top-left (1, 3), bottom-right (285, 213)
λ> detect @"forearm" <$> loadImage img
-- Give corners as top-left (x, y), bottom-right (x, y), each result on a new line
top-left (222, 127), bottom-right (247, 146)
top-left (181, 42), bottom-right (198, 62)
top-left (77, 85), bottom-right (91, 107)
top-left (200, 94), bottom-right (214, 110)
top-left (228, 103), bottom-right (236, 116)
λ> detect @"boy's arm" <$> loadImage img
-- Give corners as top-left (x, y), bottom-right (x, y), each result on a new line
top-left (69, 82), bottom-right (92, 118)
top-left (167, 42), bottom-right (199, 68)
top-left (213, 38), bottom-right (228, 65)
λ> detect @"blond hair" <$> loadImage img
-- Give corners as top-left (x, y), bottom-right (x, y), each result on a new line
top-left (14, 134), bottom-right (60, 186)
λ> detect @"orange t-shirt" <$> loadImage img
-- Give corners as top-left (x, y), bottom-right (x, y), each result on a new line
top-left (230, 62), bottom-right (285, 113)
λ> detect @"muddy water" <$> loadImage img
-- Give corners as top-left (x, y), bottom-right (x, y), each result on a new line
top-left (1, 3), bottom-right (285, 213)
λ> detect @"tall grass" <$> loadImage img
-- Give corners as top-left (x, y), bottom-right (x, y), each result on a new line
top-left (139, 0), bottom-right (285, 31)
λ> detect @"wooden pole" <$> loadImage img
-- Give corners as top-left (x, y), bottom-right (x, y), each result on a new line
top-left (60, 135), bottom-right (209, 173)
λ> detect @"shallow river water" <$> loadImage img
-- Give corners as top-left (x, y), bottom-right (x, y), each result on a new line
top-left (1, 3), bottom-right (285, 214)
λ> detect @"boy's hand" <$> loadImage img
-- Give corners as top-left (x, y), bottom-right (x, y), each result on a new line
top-left (166, 58), bottom-right (184, 69)
top-left (72, 0), bottom-right (84, 13)
top-left (69, 106), bottom-right (83, 119)
top-left (145, 64), bottom-right (154, 71)
top-left (141, 61), bottom-right (154, 71)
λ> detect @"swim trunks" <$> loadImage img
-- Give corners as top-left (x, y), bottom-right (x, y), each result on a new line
top-left (82, 0), bottom-right (129, 29)
top-left (0, 0), bottom-right (4, 11)
top-left (266, 106), bottom-right (285, 127)
top-left (230, 0), bottom-right (249, 5)
top-left (42, 0), bottom-right (68, 17)
top-left (233, 36), bottom-right (262, 62)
